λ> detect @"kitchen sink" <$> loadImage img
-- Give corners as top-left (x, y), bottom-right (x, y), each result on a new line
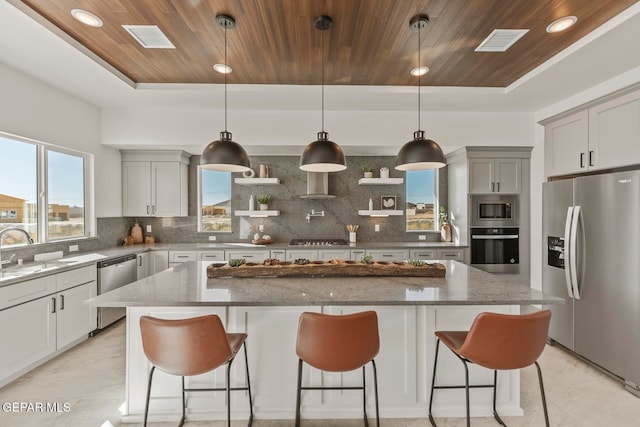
top-left (0, 262), bottom-right (62, 281)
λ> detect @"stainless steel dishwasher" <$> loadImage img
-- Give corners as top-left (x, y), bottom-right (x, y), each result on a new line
top-left (97, 254), bottom-right (136, 329)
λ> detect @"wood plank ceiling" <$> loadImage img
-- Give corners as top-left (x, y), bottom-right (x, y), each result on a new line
top-left (19, 0), bottom-right (639, 87)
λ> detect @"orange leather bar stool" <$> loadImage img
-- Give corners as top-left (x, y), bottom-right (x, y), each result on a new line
top-left (140, 315), bottom-right (253, 427)
top-left (295, 311), bottom-right (380, 427)
top-left (428, 310), bottom-right (551, 427)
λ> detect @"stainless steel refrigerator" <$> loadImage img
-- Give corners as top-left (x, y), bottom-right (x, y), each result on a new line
top-left (542, 169), bottom-right (640, 397)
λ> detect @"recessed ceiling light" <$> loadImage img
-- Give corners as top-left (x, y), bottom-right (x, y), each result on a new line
top-left (71, 9), bottom-right (103, 28)
top-left (213, 63), bottom-right (232, 74)
top-left (546, 16), bottom-right (578, 33)
top-left (411, 66), bottom-right (429, 76)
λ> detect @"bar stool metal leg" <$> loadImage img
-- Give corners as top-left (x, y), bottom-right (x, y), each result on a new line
top-left (143, 365), bottom-right (156, 427)
top-left (371, 359), bottom-right (380, 427)
top-left (362, 365), bottom-right (369, 427)
top-left (179, 376), bottom-right (186, 427)
top-left (535, 361), bottom-right (550, 427)
top-left (244, 342), bottom-right (254, 426)
top-left (226, 358), bottom-right (234, 427)
top-left (428, 339), bottom-right (441, 427)
top-left (295, 358), bottom-right (303, 427)
top-left (462, 359), bottom-right (471, 427)
top-left (492, 370), bottom-right (506, 426)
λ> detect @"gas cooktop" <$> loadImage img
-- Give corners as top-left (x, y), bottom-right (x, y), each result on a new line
top-left (289, 239), bottom-right (348, 246)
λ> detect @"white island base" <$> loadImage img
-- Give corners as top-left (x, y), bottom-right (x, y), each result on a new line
top-left (124, 304), bottom-right (523, 423)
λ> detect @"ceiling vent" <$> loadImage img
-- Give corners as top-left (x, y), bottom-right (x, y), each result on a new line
top-left (122, 25), bottom-right (175, 49)
top-left (474, 29), bottom-right (529, 52)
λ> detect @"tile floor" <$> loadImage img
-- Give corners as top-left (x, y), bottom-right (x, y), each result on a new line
top-left (0, 319), bottom-right (638, 426)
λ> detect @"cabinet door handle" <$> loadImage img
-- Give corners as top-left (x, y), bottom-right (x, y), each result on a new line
top-left (152, 205), bottom-right (156, 215)
top-left (496, 182), bottom-right (500, 192)
top-left (580, 152), bottom-right (585, 168)
top-left (589, 150), bottom-right (594, 166)
top-left (60, 294), bottom-right (65, 310)
top-left (146, 205), bottom-right (150, 215)
top-left (138, 256), bottom-right (142, 266)
top-left (491, 182), bottom-right (495, 192)
top-left (51, 297), bottom-right (56, 314)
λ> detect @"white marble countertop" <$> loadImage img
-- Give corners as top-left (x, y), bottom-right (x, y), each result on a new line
top-left (88, 260), bottom-right (563, 307)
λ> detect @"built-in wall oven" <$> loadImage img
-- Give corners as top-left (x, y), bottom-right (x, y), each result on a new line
top-left (470, 195), bottom-right (520, 274)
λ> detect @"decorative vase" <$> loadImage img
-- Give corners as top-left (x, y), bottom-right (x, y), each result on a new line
top-left (260, 204), bottom-right (269, 211)
top-left (380, 167), bottom-right (389, 179)
top-left (441, 224), bottom-right (452, 242)
top-left (364, 171), bottom-right (373, 178)
top-left (349, 232), bottom-right (357, 243)
top-left (131, 223), bottom-right (143, 244)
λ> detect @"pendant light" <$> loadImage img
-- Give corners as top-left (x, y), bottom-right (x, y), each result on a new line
top-left (395, 15), bottom-right (446, 171)
top-left (201, 14), bottom-right (251, 173)
top-left (300, 15), bottom-right (347, 172)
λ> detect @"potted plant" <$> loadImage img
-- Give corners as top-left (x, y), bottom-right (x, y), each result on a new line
top-left (361, 165), bottom-right (374, 178)
top-left (257, 194), bottom-right (272, 211)
top-left (439, 206), bottom-right (452, 242)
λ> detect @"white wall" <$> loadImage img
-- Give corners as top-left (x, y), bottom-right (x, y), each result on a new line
top-left (0, 61), bottom-right (121, 217)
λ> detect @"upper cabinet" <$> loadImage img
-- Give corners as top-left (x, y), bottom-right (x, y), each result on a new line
top-left (544, 88), bottom-right (640, 177)
top-left (121, 151), bottom-right (189, 217)
top-left (468, 158), bottom-right (521, 194)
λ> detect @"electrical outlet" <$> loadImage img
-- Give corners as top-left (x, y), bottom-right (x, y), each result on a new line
top-left (418, 235), bottom-right (426, 241)
top-left (69, 245), bottom-right (79, 252)
top-left (146, 225), bottom-right (152, 233)
top-left (374, 224), bottom-right (380, 232)
top-left (208, 235), bottom-right (216, 241)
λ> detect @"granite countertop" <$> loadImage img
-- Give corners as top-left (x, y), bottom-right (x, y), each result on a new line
top-left (88, 260), bottom-right (563, 307)
top-left (0, 241), bottom-right (467, 288)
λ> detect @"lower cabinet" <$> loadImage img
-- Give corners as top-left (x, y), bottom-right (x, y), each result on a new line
top-left (226, 250), bottom-right (271, 263)
top-left (169, 251), bottom-right (196, 268)
top-left (436, 248), bottom-right (465, 262)
top-left (0, 277), bottom-right (96, 387)
top-left (149, 251), bottom-right (169, 274)
top-left (365, 249), bottom-right (409, 262)
top-left (136, 252), bottom-right (149, 280)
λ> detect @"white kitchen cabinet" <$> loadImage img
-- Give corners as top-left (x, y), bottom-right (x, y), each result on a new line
top-left (56, 281), bottom-right (96, 349)
top-left (469, 158), bottom-right (521, 194)
top-left (588, 90), bottom-right (640, 171)
top-left (168, 250), bottom-right (196, 267)
top-left (269, 249), bottom-right (286, 261)
top-left (544, 110), bottom-right (590, 176)
top-left (436, 248), bottom-right (465, 262)
top-left (365, 249), bottom-right (409, 262)
top-left (136, 252), bottom-right (149, 280)
top-left (317, 249), bottom-right (351, 261)
top-left (121, 151), bottom-right (189, 217)
top-left (286, 249), bottom-right (318, 261)
top-left (0, 295), bottom-right (55, 385)
top-left (544, 89), bottom-right (640, 177)
top-left (149, 251), bottom-right (169, 274)
top-left (225, 250), bottom-right (270, 263)
top-left (350, 249), bottom-right (366, 261)
top-left (199, 250), bottom-right (225, 262)
top-left (409, 249), bottom-right (436, 260)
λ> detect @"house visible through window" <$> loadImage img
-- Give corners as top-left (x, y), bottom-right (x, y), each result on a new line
top-left (406, 169), bottom-right (438, 231)
top-left (199, 169), bottom-right (232, 232)
top-left (0, 133), bottom-right (91, 246)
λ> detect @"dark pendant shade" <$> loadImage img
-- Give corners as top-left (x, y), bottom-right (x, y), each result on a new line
top-left (300, 131), bottom-right (347, 172)
top-left (395, 130), bottom-right (446, 171)
top-left (200, 131), bottom-right (251, 172)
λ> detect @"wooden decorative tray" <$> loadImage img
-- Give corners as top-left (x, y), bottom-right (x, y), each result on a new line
top-left (251, 238), bottom-right (274, 245)
top-left (207, 260), bottom-right (445, 278)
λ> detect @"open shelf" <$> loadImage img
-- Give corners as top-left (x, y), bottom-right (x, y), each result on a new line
top-left (358, 178), bottom-right (404, 185)
top-left (358, 210), bottom-right (404, 217)
top-left (234, 178), bottom-right (280, 185)
top-left (235, 210), bottom-right (280, 217)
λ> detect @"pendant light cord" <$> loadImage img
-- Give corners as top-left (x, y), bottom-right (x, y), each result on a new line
top-left (417, 22), bottom-right (421, 131)
top-left (224, 22), bottom-right (228, 132)
top-left (321, 24), bottom-right (325, 133)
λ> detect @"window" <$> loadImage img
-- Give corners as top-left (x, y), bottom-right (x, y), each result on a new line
top-left (0, 133), bottom-right (92, 246)
top-left (199, 169), bottom-right (232, 232)
top-left (406, 169), bottom-right (438, 231)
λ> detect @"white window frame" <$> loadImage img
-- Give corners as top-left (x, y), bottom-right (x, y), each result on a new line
top-left (197, 166), bottom-right (232, 233)
top-left (0, 131), bottom-right (95, 243)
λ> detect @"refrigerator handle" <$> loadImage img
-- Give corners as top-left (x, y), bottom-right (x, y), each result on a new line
top-left (571, 206), bottom-right (585, 300)
top-left (563, 206), bottom-right (575, 299)
top-left (569, 206), bottom-right (582, 300)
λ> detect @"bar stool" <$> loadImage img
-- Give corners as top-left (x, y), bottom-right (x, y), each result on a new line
top-left (139, 314), bottom-right (253, 427)
top-left (428, 310), bottom-right (551, 427)
top-left (295, 311), bottom-right (380, 427)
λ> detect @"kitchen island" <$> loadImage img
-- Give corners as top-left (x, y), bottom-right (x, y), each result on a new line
top-left (89, 260), bottom-right (562, 424)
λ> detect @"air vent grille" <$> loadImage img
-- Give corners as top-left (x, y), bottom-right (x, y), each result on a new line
top-left (475, 29), bottom-right (529, 52)
top-left (122, 25), bottom-right (175, 49)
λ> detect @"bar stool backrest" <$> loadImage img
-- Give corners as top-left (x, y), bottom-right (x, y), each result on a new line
top-left (140, 315), bottom-right (233, 376)
top-left (296, 311), bottom-right (379, 372)
top-left (458, 310), bottom-right (551, 370)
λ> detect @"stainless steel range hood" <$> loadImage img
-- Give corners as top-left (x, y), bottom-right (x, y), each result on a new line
top-left (300, 172), bottom-right (336, 199)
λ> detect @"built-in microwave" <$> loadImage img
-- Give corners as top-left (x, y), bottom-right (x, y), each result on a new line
top-left (471, 195), bottom-right (519, 227)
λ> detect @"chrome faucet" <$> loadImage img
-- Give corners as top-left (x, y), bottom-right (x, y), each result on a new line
top-left (0, 227), bottom-right (35, 269)
top-left (305, 210), bottom-right (325, 223)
